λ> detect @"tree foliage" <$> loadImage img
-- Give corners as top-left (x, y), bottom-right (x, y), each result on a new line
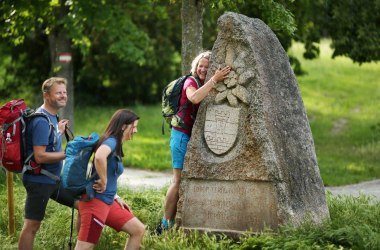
top-left (67, 1), bottom-right (153, 65)
top-left (72, 1), bottom-right (183, 105)
top-left (327, 0), bottom-right (380, 64)
top-left (0, 0), bottom-right (177, 106)
top-left (1, 0), bottom-right (379, 107)
top-left (204, 0), bottom-right (296, 49)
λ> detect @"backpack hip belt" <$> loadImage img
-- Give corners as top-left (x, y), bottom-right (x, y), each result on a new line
top-left (22, 155), bottom-right (61, 182)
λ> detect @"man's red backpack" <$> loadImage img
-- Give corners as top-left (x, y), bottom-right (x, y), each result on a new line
top-left (0, 100), bottom-right (30, 172)
top-left (0, 99), bottom-right (66, 180)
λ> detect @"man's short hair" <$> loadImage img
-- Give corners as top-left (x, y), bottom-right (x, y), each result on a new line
top-left (41, 77), bottom-right (67, 94)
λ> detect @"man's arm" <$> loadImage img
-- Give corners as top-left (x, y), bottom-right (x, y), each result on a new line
top-left (33, 145), bottom-right (65, 164)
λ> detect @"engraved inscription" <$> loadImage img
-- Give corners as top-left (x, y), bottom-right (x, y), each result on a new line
top-left (204, 104), bottom-right (239, 155)
top-left (182, 180), bottom-right (278, 232)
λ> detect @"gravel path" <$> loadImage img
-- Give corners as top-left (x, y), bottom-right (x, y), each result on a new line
top-left (118, 168), bottom-right (172, 190)
top-left (119, 168), bottom-right (380, 200)
top-left (326, 179), bottom-right (380, 200)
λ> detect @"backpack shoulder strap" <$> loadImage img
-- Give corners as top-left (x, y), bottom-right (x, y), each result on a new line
top-left (173, 74), bottom-right (200, 131)
top-left (23, 111), bottom-right (56, 155)
top-left (180, 74), bottom-right (201, 107)
top-left (29, 110), bottom-right (57, 145)
top-left (188, 75), bottom-right (201, 89)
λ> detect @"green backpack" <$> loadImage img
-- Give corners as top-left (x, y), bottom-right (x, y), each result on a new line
top-left (161, 74), bottom-right (200, 134)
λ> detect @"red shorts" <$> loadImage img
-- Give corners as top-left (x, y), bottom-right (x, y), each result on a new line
top-left (78, 198), bottom-right (134, 244)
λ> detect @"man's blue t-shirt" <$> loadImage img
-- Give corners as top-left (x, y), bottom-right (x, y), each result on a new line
top-left (23, 108), bottom-right (62, 185)
top-left (94, 137), bottom-right (124, 205)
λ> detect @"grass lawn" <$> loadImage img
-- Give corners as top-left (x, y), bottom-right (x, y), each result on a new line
top-left (1, 178), bottom-right (379, 249)
top-left (74, 105), bottom-right (172, 171)
top-left (289, 40), bottom-right (380, 186)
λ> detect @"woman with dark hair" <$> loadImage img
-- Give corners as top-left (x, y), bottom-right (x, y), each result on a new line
top-left (75, 109), bottom-right (145, 250)
top-left (157, 51), bottom-right (231, 233)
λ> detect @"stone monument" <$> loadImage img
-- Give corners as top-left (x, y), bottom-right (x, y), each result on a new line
top-left (176, 12), bottom-right (330, 237)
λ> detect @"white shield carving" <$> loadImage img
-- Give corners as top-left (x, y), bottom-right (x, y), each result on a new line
top-left (204, 104), bottom-right (240, 155)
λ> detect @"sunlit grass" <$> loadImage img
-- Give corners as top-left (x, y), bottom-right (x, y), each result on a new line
top-left (74, 105), bottom-right (172, 171)
top-left (289, 39), bottom-right (380, 186)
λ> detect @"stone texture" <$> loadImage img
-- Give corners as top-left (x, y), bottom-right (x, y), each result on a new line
top-left (176, 12), bottom-right (330, 237)
top-left (182, 180), bottom-right (278, 232)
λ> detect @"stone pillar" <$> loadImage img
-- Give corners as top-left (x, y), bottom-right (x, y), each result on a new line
top-left (176, 12), bottom-right (329, 237)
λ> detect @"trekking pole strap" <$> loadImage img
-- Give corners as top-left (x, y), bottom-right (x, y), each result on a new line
top-left (64, 127), bottom-right (74, 142)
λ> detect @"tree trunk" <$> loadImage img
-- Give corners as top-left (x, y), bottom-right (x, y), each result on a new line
top-left (48, 1), bottom-right (75, 131)
top-left (181, 0), bottom-right (204, 74)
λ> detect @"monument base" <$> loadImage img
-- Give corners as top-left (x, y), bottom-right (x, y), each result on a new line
top-left (178, 179), bottom-right (279, 233)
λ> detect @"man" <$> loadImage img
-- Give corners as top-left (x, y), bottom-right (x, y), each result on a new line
top-left (18, 77), bottom-right (77, 250)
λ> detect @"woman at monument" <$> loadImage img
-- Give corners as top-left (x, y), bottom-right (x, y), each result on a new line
top-left (75, 109), bottom-right (145, 250)
top-left (157, 51), bottom-right (231, 233)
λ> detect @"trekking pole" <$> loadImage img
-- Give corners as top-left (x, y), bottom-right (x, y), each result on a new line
top-left (6, 170), bottom-right (15, 236)
top-left (68, 206), bottom-right (74, 250)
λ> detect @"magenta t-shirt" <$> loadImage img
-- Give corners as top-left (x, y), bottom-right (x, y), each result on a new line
top-left (173, 76), bottom-right (202, 136)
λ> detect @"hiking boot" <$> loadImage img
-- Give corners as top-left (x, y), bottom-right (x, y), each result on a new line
top-left (154, 218), bottom-right (175, 235)
top-left (155, 221), bottom-right (165, 235)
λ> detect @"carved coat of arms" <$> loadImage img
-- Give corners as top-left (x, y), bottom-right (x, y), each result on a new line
top-left (204, 104), bottom-right (240, 155)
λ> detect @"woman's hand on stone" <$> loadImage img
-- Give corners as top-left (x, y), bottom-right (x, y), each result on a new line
top-left (213, 66), bottom-right (231, 82)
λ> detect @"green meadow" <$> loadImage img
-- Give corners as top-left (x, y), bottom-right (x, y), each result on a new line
top-left (289, 40), bottom-right (380, 186)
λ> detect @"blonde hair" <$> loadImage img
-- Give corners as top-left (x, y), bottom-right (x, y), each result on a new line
top-left (41, 77), bottom-right (67, 94)
top-left (190, 51), bottom-right (211, 75)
